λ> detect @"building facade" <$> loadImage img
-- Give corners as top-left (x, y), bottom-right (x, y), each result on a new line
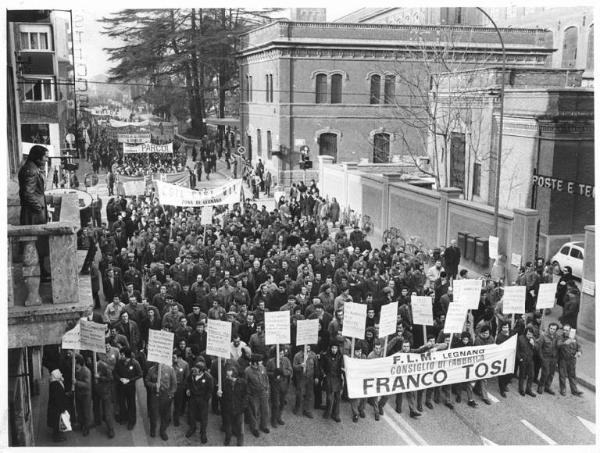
top-left (335, 7), bottom-right (594, 85)
top-left (237, 20), bottom-right (554, 177)
top-left (7, 10), bottom-right (75, 171)
top-left (430, 67), bottom-right (594, 259)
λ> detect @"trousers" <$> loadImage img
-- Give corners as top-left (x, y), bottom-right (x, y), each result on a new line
top-left (519, 360), bottom-right (535, 393)
top-left (538, 358), bottom-right (557, 391)
top-left (395, 392), bottom-right (417, 412)
top-left (148, 392), bottom-right (173, 434)
top-left (188, 398), bottom-right (209, 438)
top-left (294, 377), bottom-right (315, 414)
top-left (247, 393), bottom-right (270, 431)
top-left (558, 358), bottom-right (579, 394)
top-left (117, 384), bottom-right (137, 426)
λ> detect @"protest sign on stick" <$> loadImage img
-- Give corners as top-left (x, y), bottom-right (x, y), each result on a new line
top-left (80, 320), bottom-right (107, 353)
top-left (147, 329), bottom-right (174, 366)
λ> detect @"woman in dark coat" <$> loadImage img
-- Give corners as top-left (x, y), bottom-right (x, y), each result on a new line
top-left (47, 369), bottom-right (69, 442)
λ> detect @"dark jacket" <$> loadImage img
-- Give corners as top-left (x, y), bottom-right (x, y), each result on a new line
top-left (186, 372), bottom-right (214, 401)
top-left (47, 380), bottom-right (68, 430)
top-left (19, 159), bottom-right (48, 225)
top-left (320, 351), bottom-right (343, 393)
top-left (517, 334), bottom-right (536, 364)
top-left (221, 377), bottom-right (249, 415)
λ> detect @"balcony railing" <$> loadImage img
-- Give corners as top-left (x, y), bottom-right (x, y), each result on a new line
top-left (8, 192), bottom-right (90, 348)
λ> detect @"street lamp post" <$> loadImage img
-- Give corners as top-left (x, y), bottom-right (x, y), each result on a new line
top-left (477, 7), bottom-right (506, 237)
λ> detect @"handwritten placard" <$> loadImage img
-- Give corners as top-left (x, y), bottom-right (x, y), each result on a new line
top-left (207, 319), bottom-right (232, 359)
top-left (444, 301), bottom-right (469, 334)
top-left (511, 253), bottom-right (522, 267)
top-left (502, 286), bottom-right (526, 314)
top-left (378, 302), bottom-right (399, 337)
top-left (80, 320), bottom-right (107, 353)
top-left (341, 302), bottom-right (367, 339)
top-left (147, 329), bottom-right (175, 365)
top-left (296, 319), bottom-right (319, 346)
top-left (489, 236), bottom-right (499, 259)
top-left (411, 296), bottom-right (434, 326)
top-left (536, 283), bottom-right (558, 310)
top-left (265, 311), bottom-right (291, 345)
top-left (453, 279), bottom-right (482, 309)
top-left (62, 323), bottom-right (81, 350)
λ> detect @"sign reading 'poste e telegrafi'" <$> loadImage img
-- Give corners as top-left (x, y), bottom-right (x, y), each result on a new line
top-left (532, 174), bottom-right (594, 198)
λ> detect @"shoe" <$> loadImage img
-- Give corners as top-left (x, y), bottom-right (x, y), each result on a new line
top-left (544, 388), bottom-right (555, 395)
top-left (108, 429), bottom-right (115, 439)
top-left (185, 429), bottom-right (196, 438)
top-left (150, 429), bottom-right (156, 438)
top-left (433, 397), bottom-right (440, 404)
top-left (53, 433), bottom-right (67, 443)
top-left (425, 402), bottom-right (434, 410)
top-left (500, 390), bottom-right (507, 398)
top-left (560, 390), bottom-right (567, 396)
top-left (271, 421), bottom-right (278, 429)
top-left (417, 404), bottom-right (423, 412)
top-left (573, 391), bottom-right (583, 397)
top-left (395, 406), bottom-right (402, 414)
top-left (467, 400), bottom-right (477, 408)
top-left (82, 426), bottom-right (89, 436)
top-left (359, 410), bottom-right (366, 418)
top-left (374, 412), bottom-right (380, 421)
top-left (224, 438), bottom-right (231, 446)
top-left (261, 427), bottom-right (270, 434)
top-left (456, 395), bottom-right (461, 403)
top-left (482, 398), bottom-right (492, 405)
top-left (251, 429), bottom-right (260, 438)
top-left (333, 416), bottom-right (341, 423)
top-left (352, 414), bottom-right (358, 423)
top-left (537, 388), bottom-right (543, 395)
top-left (160, 432), bottom-right (168, 441)
top-left (410, 410), bottom-right (422, 418)
top-left (201, 436), bottom-right (208, 444)
top-left (445, 402), bottom-right (454, 410)
top-left (519, 390), bottom-right (526, 396)
top-left (303, 411), bottom-right (313, 419)
top-left (378, 406), bottom-right (384, 415)
top-left (127, 423), bottom-right (134, 430)
top-left (292, 407), bottom-right (299, 415)
top-left (526, 391), bottom-right (537, 398)
top-left (277, 419), bottom-right (285, 426)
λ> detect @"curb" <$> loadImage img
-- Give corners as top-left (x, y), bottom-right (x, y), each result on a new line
top-left (576, 376), bottom-right (596, 392)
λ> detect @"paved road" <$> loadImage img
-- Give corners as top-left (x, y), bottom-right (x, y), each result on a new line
top-left (34, 371), bottom-right (595, 446)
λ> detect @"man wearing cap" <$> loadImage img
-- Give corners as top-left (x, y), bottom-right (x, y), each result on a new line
top-left (144, 361), bottom-right (177, 440)
top-left (185, 362), bottom-right (214, 443)
top-left (244, 354), bottom-right (271, 437)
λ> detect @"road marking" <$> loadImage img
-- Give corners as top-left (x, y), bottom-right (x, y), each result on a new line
top-left (384, 407), bottom-right (428, 445)
top-left (520, 419), bottom-right (558, 445)
top-left (381, 409), bottom-right (416, 445)
top-left (487, 393), bottom-right (499, 403)
top-left (577, 416), bottom-right (596, 434)
top-left (481, 436), bottom-right (498, 445)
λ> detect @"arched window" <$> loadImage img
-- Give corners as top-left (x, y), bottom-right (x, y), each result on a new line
top-left (384, 75), bottom-right (395, 104)
top-left (315, 73), bottom-right (327, 103)
top-left (373, 133), bottom-right (390, 163)
top-left (562, 26), bottom-right (578, 68)
top-left (587, 25), bottom-right (594, 71)
top-left (319, 133), bottom-right (338, 162)
top-left (331, 74), bottom-right (343, 104)
top-left (370, 74), bottom-right (381, 104)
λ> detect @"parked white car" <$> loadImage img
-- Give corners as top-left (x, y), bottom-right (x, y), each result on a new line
top-left (550, 241), bottom-right (585, 279)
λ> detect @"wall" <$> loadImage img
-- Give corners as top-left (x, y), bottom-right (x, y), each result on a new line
top-left (579, 226), bottom-right (595, 339)
top-left (320, 162), bottom-right (538, 282)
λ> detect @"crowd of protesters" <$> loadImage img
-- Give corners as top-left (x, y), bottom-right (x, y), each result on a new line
top-left (38, 136), bottom-right (584, 445)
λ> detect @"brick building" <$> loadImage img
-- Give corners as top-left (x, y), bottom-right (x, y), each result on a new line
top-left (430, 67), bottom-right (594, 259)
top-left (336, 6), bottom-right (594, 85)
top-left (237, 20), bottom-right (553, 178)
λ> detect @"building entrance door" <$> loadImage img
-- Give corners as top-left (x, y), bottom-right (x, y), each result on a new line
top-left (318, 133), bottom-right (337, 162)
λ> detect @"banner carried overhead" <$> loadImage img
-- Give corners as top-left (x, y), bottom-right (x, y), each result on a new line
top-left (344, 335), bottom-right (517, 398)
top-left (123, 142), bottom-right (173, 154)
top-left (155, 179), bottom-right (242, 207)
top-left (117, 133), bottom-right (151, 144)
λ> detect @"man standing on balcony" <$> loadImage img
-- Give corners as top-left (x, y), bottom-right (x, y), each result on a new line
top-left (18, 144), bottom-right (51, 281)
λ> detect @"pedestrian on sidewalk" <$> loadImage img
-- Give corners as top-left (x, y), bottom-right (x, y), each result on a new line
top-left (47, 369), bottom-right (69, 442)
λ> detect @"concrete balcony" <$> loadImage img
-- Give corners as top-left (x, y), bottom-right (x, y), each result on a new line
top-left (8, 192), bottom-right (90, 348)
